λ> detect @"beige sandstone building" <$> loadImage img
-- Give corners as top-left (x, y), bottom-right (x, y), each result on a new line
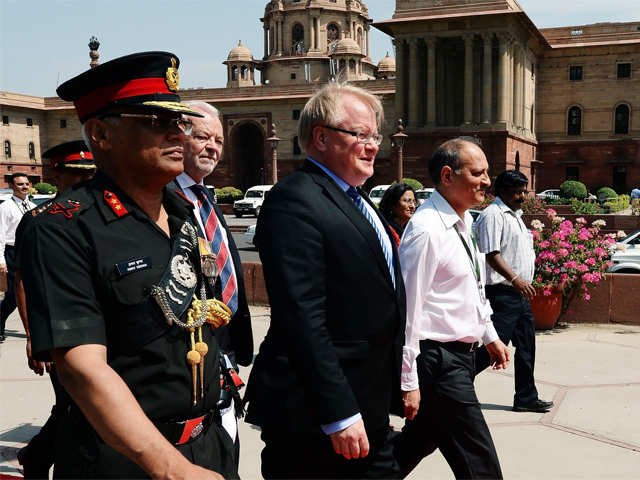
top-left (1, 0), bottom-right (638, 193)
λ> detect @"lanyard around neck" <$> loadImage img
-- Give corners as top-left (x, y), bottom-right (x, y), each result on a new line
top-left (453, 224), bottom-right (481, 284)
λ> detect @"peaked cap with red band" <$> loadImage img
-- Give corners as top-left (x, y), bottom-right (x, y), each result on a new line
top-left (42, 140), bottom-right (96, 171)
top-left (56, 51), bottom-right (203, 123)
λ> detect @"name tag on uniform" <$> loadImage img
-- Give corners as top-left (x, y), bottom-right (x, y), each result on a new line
top-left (115, 257), bottom-right (152, 276)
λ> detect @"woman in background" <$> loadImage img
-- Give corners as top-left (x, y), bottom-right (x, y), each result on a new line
top-left (379, 183), bottom-right (416, 246)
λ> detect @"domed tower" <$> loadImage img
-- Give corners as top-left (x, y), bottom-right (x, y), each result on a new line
top-left (375, 52), bottom-right (395, 79)
top-left (260, 0), bottom-right (375, 85)
top-left (329, 37), bottom-right (371, 81)
top-left (224, 41), bottom-right (259, 87)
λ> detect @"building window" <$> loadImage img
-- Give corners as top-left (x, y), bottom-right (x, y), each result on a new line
top-left (290, 73), bottom-right (296, 80)
top-left (4, 140), bottom-right (11, 158)
top-left (231, 66), bottom-right (238, 81)
top-left (569, 65), bottom-right (583, 81)
top-left (293, 136), bottom-right (301, 155)
top-left (2, 116), bottom-right (8, 126)
top-left (241, 65), bottom-right (248, 80)
top-left (292, 109), bottom-right (300, 120)
top-left (26, 118), bottom-right (33, 127)
top-left (515, 152), bottom-right (520, 171)
top-left (566, 166), bottom-right (579, 181)
top-left (60, 119), bottom-right (67, 128)
top-left (615, 104), bottom-right (630, 134)
top-left (349, 59), bottom-right (356, 74)
top-left (28, 142), bottom-right (35, 159)
top-left (617, 63), bottom-right (631, 79)
top-left (327, 23), bottom-right (339, 44)
top-left (567, 106), bottom-right (582, 136)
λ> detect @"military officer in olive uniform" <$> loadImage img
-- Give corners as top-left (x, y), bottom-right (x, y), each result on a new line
top-left (19, 52), bottom-right (236, 479)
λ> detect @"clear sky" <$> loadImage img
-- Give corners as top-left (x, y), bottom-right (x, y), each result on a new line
top-left (1, 0), bottom-right (639, 97)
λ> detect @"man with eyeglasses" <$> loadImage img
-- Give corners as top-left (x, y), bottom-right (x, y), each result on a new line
top-left (473, 170), bottom-right (554, 413)
top-left (171, 100), bottom-right (253, 469)
top-left (19, 52), bottom-right (234, 479)
top-left (0, 172), bottom-right (35, 343)
top-left (244, 83), bottom-right (405, 478)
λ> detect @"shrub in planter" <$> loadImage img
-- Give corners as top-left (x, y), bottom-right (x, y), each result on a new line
top-left (604, 194), bottom-right (630, 213)
top-left (560, 180), bottom-right (587, 200)
top-left (570, 198), bottom-right (601, 215)
top-left (522, 197), bottom-right (548, 214)
top-left (596, 187), bottom-right (617, 202)
top-left (215, 186), bottom-right (243, 204)
top-left (33, 182), bottom-right (57, 194)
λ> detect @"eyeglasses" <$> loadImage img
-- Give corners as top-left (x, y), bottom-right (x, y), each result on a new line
top-left (322, 125), bottom-right (383, 146)
top-left (101, 113), bottom-right (193, 135)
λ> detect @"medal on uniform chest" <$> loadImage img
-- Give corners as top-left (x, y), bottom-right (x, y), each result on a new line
top-left (150, 220), bottom-right (234, 406)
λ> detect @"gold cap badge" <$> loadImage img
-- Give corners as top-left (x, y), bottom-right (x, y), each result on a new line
top-left (166, 57), bottom-right (180, 92)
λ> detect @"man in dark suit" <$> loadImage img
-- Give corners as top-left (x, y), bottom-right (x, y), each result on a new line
top-left (244, 83), bottom-right (406, 479)
top-left (170, 100), bottom-right (253, 466)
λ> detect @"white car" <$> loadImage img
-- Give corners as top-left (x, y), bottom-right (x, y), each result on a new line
top-left (244, 224), bottom-right (256, 245)
top-left (609, 230), bottom-right (640, 273)
top-left (415, 188), bottom-right (434, 206)
top-left (233, 185), bottom-right (273, 217)
top-left (368, 185), bottom-right (391, 206)
top-left (536, 189), bottom-right (560, 200)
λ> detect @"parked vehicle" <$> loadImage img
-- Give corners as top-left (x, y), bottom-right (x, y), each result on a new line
top-left (415, 188), bottom-right (435, 206)
top-left (368, 185), bottom-right (391, 206)
top-left (609, 230), bottom-right (640, 273)
top-left (244, 224), bottom-right (256, 245)
top-left (233, 185), bottom-right (273, 217)
top-left (536, 189), bottom-right (560, 200)
top-left (31, 194), bottom-right (56, 206)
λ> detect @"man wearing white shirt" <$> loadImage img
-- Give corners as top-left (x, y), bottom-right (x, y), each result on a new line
top-left (474, 170), bottom-right (553, 413)
top-left (171, 100), bottom-right (253, 469)
top-left (0, 173), bottom-right (35, 342)
top-left (396, 138), bottom-right (509, 479)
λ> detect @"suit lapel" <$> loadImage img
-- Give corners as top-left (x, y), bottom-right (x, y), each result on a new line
top-left (303, 162), bottom-right (395, 288)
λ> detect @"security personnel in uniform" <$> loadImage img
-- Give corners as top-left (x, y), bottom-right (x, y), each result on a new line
top-left (19, 52), bottom-right (236, 479)
top-left (15, 140), bottom-right (95, 479)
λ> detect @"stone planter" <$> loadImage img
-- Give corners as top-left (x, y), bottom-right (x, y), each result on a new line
top-left (530, 289), bottom-right (563, 330)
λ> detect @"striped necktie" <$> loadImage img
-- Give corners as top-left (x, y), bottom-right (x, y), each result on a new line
top-left (189, 185), bottom-right (238, 316)
top-left (346, 186), bottom-right (395, 287)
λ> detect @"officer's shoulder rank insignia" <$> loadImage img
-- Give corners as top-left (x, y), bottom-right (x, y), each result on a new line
top-left (103, 190), bottom-right (128, 217)
top-left (165, 57), bottom-right (179, 92)
top-left (47, 200), bottom-right (81, 219)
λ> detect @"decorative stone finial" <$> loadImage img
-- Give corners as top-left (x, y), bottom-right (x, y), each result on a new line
top-left (89, 36), bottom-right (100, 69)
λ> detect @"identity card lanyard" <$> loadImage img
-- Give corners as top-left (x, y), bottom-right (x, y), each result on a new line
top-left (453, 224), bottom-right (486, 304)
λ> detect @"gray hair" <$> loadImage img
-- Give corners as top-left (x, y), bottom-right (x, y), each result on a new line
top-left (297, 82), bottom-right (384, 151)
top-left (183, 101), bottom-right (220, 119)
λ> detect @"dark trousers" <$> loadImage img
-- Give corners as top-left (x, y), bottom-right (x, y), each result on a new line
top-left (395, 341), bottom-right (502, 479)
top-left (474, 284), bottom-right (538, 406)
top-left (0, 245), bottom-right (16, 336)
top-left (261, 425), bottom-right (401, 479)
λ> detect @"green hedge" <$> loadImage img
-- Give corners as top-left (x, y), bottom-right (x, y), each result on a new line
top-left (570, 198), bottom-right (600, 215)
top-left (560, 180), bottom-right (587, 199)
top-left (214, 187), bottom-right (243, 204)
top-left (33, 182), bottom-right (57, 194)
top-left (597, 187), bottom-right (617, 201)
top-left (604, 194), bottom-right (630, 213)
top-left (401, 178), bottom-right (423, 191)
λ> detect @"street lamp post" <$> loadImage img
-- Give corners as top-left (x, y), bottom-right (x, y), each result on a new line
top-left (266, 124), bottom-right (281, 184)
top-left (391, 118), bottom-right (408, 183)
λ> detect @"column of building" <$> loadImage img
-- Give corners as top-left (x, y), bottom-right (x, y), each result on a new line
top-left (366, 26), bottom-right (370, 57)
top-left (463, 34), bottom-right (474, 125)
top-left (426, 37), bottom-right (437, 127)
top-left (408, 37), bottom-right (420, 128)
top-left (497, 32), bottom-right (510, 124)
top-left (264, 24), bottom-right (268, 58)
top-left (394, 37), bottom-right (406, 127)
top-left (481, 33), bottom-right (493, 124)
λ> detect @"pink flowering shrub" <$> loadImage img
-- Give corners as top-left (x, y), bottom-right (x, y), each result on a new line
top-left (530, 209), bottom-right (615, 308)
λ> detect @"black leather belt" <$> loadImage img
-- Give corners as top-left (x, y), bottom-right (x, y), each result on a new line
top-left (154, 410), bottom-right (217, 445)
top-left (420, 339), bottom-right (480, 353)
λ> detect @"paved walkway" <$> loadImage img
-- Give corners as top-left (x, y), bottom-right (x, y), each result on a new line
top-left (1, 307), bottom-right (639, 478)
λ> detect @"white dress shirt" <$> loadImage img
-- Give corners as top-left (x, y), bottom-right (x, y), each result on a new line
top-left (474, 197), bottom-right (536, 285)
top-left (0, 195), bottom-right (35, 264)
top-left (398, 190), bottom-right (498, 391)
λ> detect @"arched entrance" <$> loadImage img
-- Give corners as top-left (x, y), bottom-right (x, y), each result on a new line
top-left (231, 122), bottom-right (265, 192)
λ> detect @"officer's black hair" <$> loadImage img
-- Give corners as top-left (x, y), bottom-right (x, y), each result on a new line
top-left (9, 172), bottom-right (29, 185)
top-left (494, 170), bottom-right (528, 196)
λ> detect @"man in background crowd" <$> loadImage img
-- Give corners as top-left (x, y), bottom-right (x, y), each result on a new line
top-left (15, 140), bottom-right (95, 478)
top-left (171, 100), bottom-right (253, 468)
top-left (474, 170), bottom-right (553, 413)
top-left (0, 172), bottom-right (35, 342)
top-left (396, 138), bottom-right (509, 479)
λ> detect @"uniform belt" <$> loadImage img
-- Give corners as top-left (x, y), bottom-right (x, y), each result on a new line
top-left (155, 410), bottom-right (217, 445)
top-left (420, 339), bottom-right (479, 353)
